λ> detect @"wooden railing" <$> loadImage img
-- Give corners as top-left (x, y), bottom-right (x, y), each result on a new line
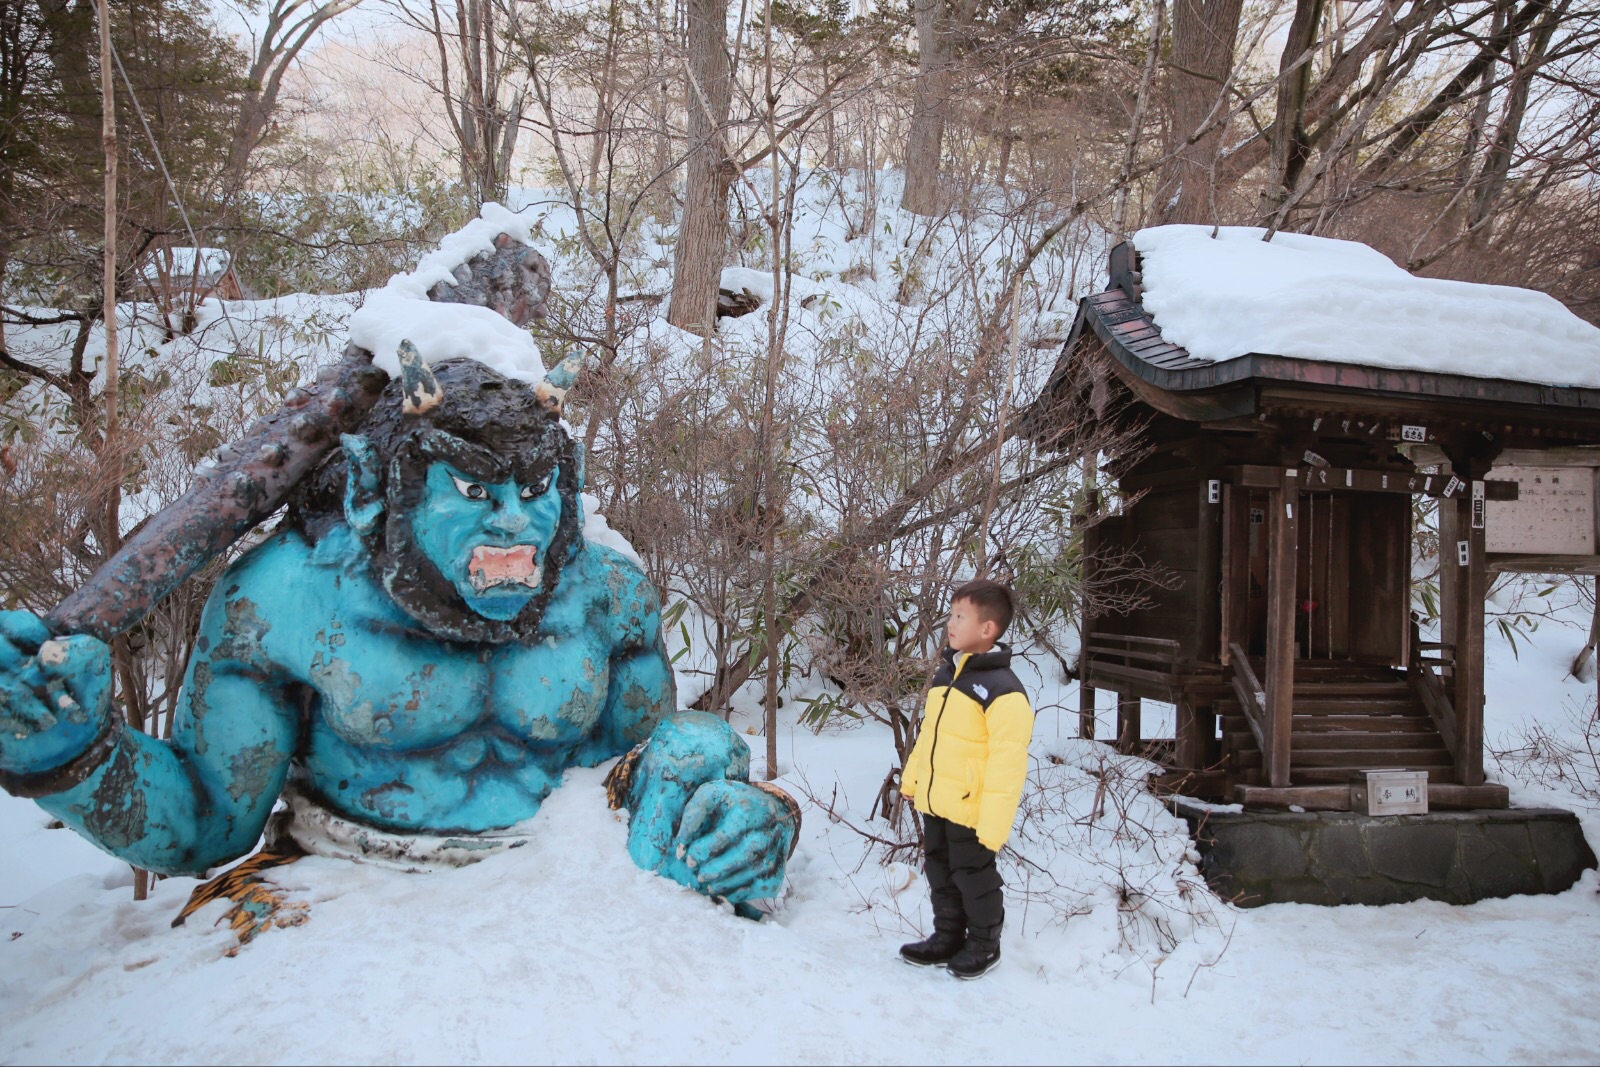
top-left (1082, 634), bottom-right (1184, 757)
top-left (1083, 633), bottom-right (1182, 694)
top-left (1409, 617), bottom-right (1460, 767)
top-left (1227, 641), bottom-right (1269, 756)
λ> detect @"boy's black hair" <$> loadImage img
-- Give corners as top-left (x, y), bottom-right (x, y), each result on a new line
top-left (952, 578), bottom-right (1015, 638)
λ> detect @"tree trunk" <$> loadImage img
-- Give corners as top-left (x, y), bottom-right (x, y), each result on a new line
top-left (1156, 0), bottom-right (1245, 224)
top-left (1258, 0), bottom-right (1325, 224)
top-left (900, 0), bottom-right (952, 216)
top-left (667, 0), bottom-right (732, 336)
top-left (1467, 0), bottom-right (1564, 240)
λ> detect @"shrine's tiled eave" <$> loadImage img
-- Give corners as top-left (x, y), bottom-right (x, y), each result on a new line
top-left (1033, 279), bottom-right (1600, 437)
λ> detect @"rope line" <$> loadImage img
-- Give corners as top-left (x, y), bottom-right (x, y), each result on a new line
top-left (106, 32), bottom-right (248, 357)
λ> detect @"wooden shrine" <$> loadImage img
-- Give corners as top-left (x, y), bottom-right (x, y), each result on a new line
top-left (1030, 242), bottom-right (1600, 811)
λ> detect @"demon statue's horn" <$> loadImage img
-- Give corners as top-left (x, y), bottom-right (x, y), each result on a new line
top-left (396, 340), bottom-right (444, 417)
top-left (45, 235), bottom-right (552, 643)
top-left (534, 351), bottom-right (585, 418)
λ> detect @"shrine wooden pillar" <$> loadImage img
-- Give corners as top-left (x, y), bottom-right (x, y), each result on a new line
top-left (1174, 700), bottom-right (1209, 769)
top-left (1447, 457), bottom-right (1492, 786)
top-left (1263, 469), bottom-right (1299, 787)
top-left (1078, 505), bottom-right (1099, 740)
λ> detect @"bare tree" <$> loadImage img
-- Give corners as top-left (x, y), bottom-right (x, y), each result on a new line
top-left (225, 0), bottom-right (367, 188)
top-left (396, 0), bottom-right (529, 204)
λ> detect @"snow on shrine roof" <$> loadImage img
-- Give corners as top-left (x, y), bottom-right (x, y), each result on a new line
top-left (1130, 225), bottom-right (1600, 390)
top-left (348, 203), bottom-right (547, 385)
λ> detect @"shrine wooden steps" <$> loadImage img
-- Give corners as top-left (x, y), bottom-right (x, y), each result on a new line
top-left (1218, 662), bottom-right (1454, 786)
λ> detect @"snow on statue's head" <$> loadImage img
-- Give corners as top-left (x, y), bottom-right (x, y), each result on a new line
top-left (291, 356), bottom-right (585, 645)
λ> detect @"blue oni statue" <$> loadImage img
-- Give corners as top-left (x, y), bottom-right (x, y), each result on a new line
top-left (0, 293), bottom-right (797, 933)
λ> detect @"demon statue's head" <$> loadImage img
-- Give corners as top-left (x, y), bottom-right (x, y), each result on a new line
top-left (290, 356), bottom-right (584, 644)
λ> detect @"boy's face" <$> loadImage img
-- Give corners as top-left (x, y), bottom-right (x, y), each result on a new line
top-left (947, 597), bottom-right (999, 653)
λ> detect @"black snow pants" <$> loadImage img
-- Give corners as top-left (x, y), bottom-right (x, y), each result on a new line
top-left (922, 814), bottom-right (1004, 940)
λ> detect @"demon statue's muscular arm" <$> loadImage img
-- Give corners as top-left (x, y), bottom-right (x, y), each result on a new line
top-left (0, 357), bottom-right (798, 904)
top-left (0, 540), bottom-right (305, 874)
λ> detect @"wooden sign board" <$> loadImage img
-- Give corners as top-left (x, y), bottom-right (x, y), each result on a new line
top-left (1485, 466), bottom-right (1597, 555)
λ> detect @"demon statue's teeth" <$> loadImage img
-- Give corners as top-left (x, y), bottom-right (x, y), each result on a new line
top-left (467, 544), bottom-right (542, 592)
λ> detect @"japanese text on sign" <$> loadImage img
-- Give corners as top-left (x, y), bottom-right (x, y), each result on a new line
top-left (1486, 466), bottom-right (1596, 554)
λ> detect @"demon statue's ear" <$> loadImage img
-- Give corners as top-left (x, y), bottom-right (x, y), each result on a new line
top-left (342, 433), bottom-right (385, 536)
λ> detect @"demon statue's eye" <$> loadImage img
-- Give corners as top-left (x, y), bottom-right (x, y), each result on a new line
top-left (519, 473), bottom-right (552, 500)
top-left (450, 474), bottom-right (489, 501)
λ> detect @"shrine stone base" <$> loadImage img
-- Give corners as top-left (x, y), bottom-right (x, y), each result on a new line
top-left (1171, 801), bottom-right (1597, 907)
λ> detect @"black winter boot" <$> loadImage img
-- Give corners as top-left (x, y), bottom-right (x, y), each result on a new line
top-left (946, 924), bottom-right (1002, 979)
top-left (899, 927), bottom-right (966, 967)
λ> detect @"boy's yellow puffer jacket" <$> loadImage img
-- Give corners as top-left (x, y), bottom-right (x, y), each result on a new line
top-left (900, 644), bottom-right (1034, 852)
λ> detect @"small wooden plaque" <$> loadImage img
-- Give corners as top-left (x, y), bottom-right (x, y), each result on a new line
top-left (1350, 770), bottom-right (1429, 816)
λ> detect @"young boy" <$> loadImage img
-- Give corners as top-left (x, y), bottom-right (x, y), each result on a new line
top-left (898, 578), bottom-right (1034, 979)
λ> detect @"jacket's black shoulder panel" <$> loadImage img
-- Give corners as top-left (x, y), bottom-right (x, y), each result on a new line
top-left (953, 665), bottom-right (1026, 709)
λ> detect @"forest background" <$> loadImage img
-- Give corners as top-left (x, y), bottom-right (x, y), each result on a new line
top-left (2, 0), bottom-right (1599, 860)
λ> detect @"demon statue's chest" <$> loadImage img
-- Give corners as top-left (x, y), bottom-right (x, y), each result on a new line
top-left (307, 615), bottom-right (611, 754)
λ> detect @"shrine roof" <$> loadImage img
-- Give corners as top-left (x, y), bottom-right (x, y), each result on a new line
top-left (1036, 231), bottom-right (1600, 427)
top-left (1128, 226), bottom-right (1600, 387)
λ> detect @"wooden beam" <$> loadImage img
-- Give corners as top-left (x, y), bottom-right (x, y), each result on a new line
top-left (1150, 767), bottom-right (1235, 799)
top-left (1263, 473), bottom-right (1298, 787)
top-left (1412, 667), bottom-right (1460, 758)
top-left (1235, 785), bottom-right (1350, 811)
top-left (1488, 553), bottom-right (1600, 575)
top-left (1085, 667), bottom-right (1180, 703)
top-left (1197, 477), bottom-right (1223, 662)
top-left (1438, 486), bottom-right (1461, 650)
top-left (1234, 463), bottom-right (1517, 500)
top-left (1078, 680), bottom-right (1096, 741)
top-left (1428, 782), bottom-right (1509, 808)
top-left (1415, 445), bottom-right (1600, 469)
top-left (1234, 782), bottom-right (1510, 810)
top-left (1079, 517), bottom-right (1098, 740)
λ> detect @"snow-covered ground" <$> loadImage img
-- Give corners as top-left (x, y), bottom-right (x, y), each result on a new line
top-left (3, 595), bottom-right (1599, 1065)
